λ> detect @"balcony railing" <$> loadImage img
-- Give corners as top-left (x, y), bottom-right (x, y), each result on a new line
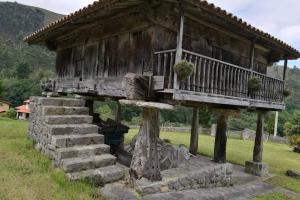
top-left (154, 49), bottom-right (284, 103)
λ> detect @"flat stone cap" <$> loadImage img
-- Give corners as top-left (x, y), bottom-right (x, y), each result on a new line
top-left (119, 100), bottom-right (174, 110)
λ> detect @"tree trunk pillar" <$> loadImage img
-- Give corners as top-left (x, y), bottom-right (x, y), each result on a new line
top-left (245, 111), bottom-right (269, 176)
top-left (213, 112), bottom-right (228, 163)
top-left (253, 111), bottom-right (266, 162)
top-left (190, 107), bottom-right (199, 155)
top-left (130, 107), bottom-right (161, 181)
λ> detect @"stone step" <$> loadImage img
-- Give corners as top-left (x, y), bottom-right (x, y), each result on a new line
top-left (38, 97), bottom-right (85, 107)
top-left (56, 144), bottom-right (111, 160)
top-left (43, 106), bottom-right (89, 116)
top-left (49, 124), bottom-right (98, 135)
top-left (67, 165), bottom-right (125, 185)
top-left (51, 134), bottom-right (104, 148)
top-left (45, 115), bottom-right (93, 125)
top-left (61, 154), bottom-right (117, 173)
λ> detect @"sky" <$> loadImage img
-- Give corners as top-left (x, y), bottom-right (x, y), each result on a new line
top-left (1, 0), bottom-right (300, 67)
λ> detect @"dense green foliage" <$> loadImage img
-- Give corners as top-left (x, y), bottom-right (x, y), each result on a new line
top-left (5, 108), bottom-right (16, 119)
top-left (0, 2), bottom-right (61, 106)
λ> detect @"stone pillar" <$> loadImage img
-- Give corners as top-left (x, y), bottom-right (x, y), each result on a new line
top-left (213, 113), bottom-right (228, 163)
top-left (190, 107), bottom-right (199, 155)
top-left (245, 111), bottom-right (269, 176)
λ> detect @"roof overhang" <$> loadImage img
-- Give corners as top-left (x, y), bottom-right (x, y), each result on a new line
top-left (24, 0), bottom-right (300, 60)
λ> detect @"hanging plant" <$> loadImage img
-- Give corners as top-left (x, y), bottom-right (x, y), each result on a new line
top-left (174, 60), bottom-right (194, 81)
top-left (283, 89), bottom-right (292, 98)
top-left (248, 77), bottom-right (262, 93)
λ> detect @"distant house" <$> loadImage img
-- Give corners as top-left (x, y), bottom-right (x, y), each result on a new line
top-left (0, 100), bottom-right (11, 114)
top-left (16, 100), bottom-right (30, 120)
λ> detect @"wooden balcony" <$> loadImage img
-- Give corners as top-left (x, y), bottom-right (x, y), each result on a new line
top-left (154, 49), bottom-right (285, 110)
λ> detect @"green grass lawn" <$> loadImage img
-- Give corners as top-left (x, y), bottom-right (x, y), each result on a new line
top-left (126, 129), bottom-right (300, 194)
top-left (0, 118), bottom-right (104, 200)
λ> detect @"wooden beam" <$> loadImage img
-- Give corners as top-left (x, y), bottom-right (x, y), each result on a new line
top-left (249, 39), bottom-right (255, 74)
top-left (174, 5), bottom-right (185, 90)
top-left (213, 112), bottom-right (228, 163)
top-left (190, 107), bottom-right (199, 155)
top-left (283, 57), bottom-right (288, 81)
top-left (253, 111), bottom-right (267, 162)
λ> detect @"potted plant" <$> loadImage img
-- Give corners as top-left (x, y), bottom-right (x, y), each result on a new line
top-left (283, 89), bottom-right (292, 98)
top-left (174, 60), bottom-right (194, 81)
top-left (248, 77), bottom-right (262, 97)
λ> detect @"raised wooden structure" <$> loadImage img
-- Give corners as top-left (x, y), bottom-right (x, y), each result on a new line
top-left (25, 0), bottom-right (300, 180)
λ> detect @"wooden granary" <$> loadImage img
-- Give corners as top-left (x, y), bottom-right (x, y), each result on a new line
top-left (25, 0), bottom-right (300, 182)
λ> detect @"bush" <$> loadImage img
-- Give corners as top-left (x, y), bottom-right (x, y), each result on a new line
top-left (174, 60), bottom-right (194, 81)
top-left (288, 135), bottom-right (300, 149)
top-left (248, 77), bottom-right (262, 93)
top-left (5, 108), bottom-right (16, 119)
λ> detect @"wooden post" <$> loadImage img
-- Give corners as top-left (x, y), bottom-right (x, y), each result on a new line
top-left (174, 6), bottom-right (185, 90)
top-left (249, 40), bottom-right (255, 73)
top-left (274, 111), bottom-right (278, 137)
top-left (253, 111), bottom-right (266, 162)
top-left (115, 101), bottom-right (122, 123)
top-left (85, 99), bottom-right (94, 116)
top-left (213, 112), bottom-right (228, 163)
top-left (190, 107), bottom-right (199, 155)
top-left (115, 101), bottom-right (125, 148)
top-left (283, 57), bottom-right (288, 81)
top-left (130, 107), bottom-right (161, 181)
top-left (119, 100), bottom-right (174, 182)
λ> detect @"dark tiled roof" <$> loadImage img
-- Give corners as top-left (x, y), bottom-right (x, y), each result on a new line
top-left (24, 0), bottom-right (300, 57)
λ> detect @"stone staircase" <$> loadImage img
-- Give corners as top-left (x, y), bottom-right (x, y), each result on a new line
top-left (29, 97), bottom-right (124, 185)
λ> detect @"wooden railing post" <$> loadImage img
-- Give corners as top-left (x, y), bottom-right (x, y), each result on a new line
top-left (249, 40), bottom-right (255, 76)
top-left (174, 8), bottom-right (185, 91)
top-left (283, 56), bottom-right (288, 81)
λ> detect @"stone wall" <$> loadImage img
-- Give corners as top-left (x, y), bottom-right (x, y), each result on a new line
top-left (28, 97), bottom-right (53, 158)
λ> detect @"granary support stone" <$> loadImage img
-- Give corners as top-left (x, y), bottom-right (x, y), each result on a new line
top-left (190, 107), bottom-right (200, 155)
top-left (245, 111), bottom-right (269, 176)
top-left (213, 111), bottom-right (229, 163)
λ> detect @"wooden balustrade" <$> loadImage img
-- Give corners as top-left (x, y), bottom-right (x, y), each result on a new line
top-left (154, 49), bottom-right (284, 103)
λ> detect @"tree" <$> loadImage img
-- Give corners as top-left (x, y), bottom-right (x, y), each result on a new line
top-left (15, 61), bottom-right (31, 79)
top-left (284, 111), bottom-right (300, 136)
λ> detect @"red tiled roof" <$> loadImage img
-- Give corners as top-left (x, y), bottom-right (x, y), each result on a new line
top-left (23, 0), bottom-right (300, 57)
top-left (16, 105), bottom-right (30, 114)
top-left (0, 108), bottom-right (7, 113)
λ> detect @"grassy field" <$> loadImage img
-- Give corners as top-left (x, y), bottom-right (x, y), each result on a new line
top-left (0, 118), bottom-right (104, 200)
top-left (0, 117), bottom-right (299, 200)
top-left (126, 130), bottom-right (300, 195)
